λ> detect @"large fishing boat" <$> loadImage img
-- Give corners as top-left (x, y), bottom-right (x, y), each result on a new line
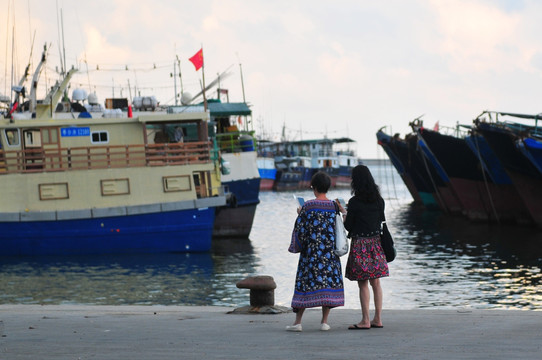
top-left (377, 114), bottom-right (538, 226)
top-left (415, 124), bottom-right (530, 223)
top-left (0, 48), bottom-right (226, 255)
top-left (474, 112), bottom-right (542, 226)
top-left (376, 126), bottom-right (447, 210)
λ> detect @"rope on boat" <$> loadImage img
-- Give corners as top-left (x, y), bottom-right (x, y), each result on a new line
top-left (417, 134), bottom-right (448, 214)
top-left (472, 134), bottom-right (500, 223)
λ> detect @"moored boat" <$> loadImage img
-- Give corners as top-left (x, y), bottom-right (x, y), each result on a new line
top-left (269, 137), bottom-right (358, 190)
top-left (0, 46), bottom-right (230, 255)
top-left (170, 99), bottom-right (261, 238)
top-left (256, 156), bottom-right (276, 191)
top-left (474, 112), bottom-right (542, 226)
top-left (376, 128), bottom-right (423, 204)
top-left (415, 124), bottom-right (531, 222)
top-left (256, 140), bottom-right (277, 191)
top-left (465, 132), bottom-right (532, 224)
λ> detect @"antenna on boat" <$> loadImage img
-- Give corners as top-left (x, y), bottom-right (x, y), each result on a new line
top-left (236, 53), bottom-right (246, 103)
top-left (172, 54), bottom-right (182, 105)
top-left (55, 1), bottom-right (64, 75)
top-left (61, 8), bottom-right (67, 77)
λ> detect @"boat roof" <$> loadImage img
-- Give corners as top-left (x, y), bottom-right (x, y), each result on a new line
top-left (169, 101), bottom-right (251, 117)
top-left (288, 137), bottom-right (356, 145)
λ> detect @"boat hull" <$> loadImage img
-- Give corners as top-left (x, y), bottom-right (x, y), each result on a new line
top-left (257, 157), bottom-right (277, 191)
top-left (476, 122), bottom-right (542, 225)
top-left (0, 207), bottom-right (216, 256)
top-left (214, 152), bottom-right (260, 237)
top-left (213, 203), bottom-right (258, 238)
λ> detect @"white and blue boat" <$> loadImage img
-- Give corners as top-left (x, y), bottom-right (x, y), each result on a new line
top-left (0, 49), bottom-right (226, 256)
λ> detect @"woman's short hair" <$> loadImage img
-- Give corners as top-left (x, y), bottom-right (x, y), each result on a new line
top-left (311, 171), bottom-right (331, 194)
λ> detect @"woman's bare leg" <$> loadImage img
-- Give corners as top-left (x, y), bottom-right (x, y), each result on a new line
top-left (369, 278), bottom-right (383, 327)
top-left (293, 308), bottom-right (305, 325)
top-left (349, 280), bottom-right (370, 328)
top-left (321, 306), bottom-right (330, 324)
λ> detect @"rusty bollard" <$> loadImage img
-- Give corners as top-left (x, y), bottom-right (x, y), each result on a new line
top-left (236, 275), bottom-right (276, 307)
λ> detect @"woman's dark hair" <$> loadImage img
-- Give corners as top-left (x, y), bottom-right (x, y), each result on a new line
top-left (310, 171), bottom-right (331, 194)
top-left (351, 165), bottom-right (381, 202)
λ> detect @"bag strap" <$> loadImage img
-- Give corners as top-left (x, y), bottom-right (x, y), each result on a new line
top-left (333, 201), bottom-right (340, 215)
top-left (380, 197), bottom-right (386, 224)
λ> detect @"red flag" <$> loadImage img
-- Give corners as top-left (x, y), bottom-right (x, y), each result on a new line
top-left (189, 48), bottom-right (204, 71)
top-left (433, 121), bottom-right (439, 132)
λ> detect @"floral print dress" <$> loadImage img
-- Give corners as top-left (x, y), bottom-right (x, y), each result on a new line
top-left (288, 199), bottom-right (344, 310)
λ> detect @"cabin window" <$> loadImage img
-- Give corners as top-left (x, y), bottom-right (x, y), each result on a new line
top-left (41, 128), bottom-right (59, 145)
top-left (91, 131), bottom-right (109, 144)
top-left (4, 129), bottom-right (20, 146)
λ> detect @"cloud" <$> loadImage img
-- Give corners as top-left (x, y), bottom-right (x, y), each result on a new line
top-left (4, 0), bottom-right (542, 158)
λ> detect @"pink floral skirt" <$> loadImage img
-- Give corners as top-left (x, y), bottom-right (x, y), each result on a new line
top-left (345, 235), bottom-right (389, 281)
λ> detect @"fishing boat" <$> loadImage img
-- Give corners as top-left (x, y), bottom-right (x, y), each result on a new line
top-left (376, 128), bottom-right (423, 204)
top-left (410, 120), bottom-right (463, 214)
top-left (415, 123), bottom-right (531, 223)
top-left (465, 132), bottom-right (532, 224)
top-left (0, 56), bottom-right (226, 255)
top-left (331, 138), bottom-right (362, 187)
top-left (211, 101), bottom-right (260, 237)
top-left (270, 137), bottom-right (358, 190)
top-left (256, 139), bottom-right (277, 191)
top-left (376, 126), bottom-right (447, 210)
top-left (170, 97), bottom-right (260, 238)
top-left (474, 112), bottom-right (542, 226)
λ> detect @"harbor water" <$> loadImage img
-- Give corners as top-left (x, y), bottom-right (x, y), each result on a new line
top-left (1, 164), bottom-right (541, 310)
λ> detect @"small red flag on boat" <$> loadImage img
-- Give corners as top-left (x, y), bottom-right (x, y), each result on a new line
top-left (189, 48), bottom-right (204, 71)
top-left (433, 121), bottom-right (439, 132)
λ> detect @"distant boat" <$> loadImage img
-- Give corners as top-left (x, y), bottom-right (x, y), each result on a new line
top-left (266, 137), bottom-right (358, 191)
top-left (257, 156), bottom-right (276, 191)
top-left (256, 140), bottom-right (277, 191)
top-left (0, 47), bottom-right (226, 255)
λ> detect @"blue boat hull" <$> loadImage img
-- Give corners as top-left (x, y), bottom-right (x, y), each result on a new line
top-left (0, 208), bottom-right (216, 256)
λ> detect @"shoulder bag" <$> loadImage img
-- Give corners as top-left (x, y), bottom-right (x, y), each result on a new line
top-left (380, 219), bottom-right (396, 263)
top-left (334, 203), bottom-right (349, 257)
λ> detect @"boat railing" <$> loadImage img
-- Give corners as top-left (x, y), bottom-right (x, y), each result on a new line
top-left (216, 131), bottom-right (256, 153)
top-left (0, 141), bottom-right (212, 174)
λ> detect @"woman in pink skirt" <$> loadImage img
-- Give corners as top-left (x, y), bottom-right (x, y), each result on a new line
top-left (343, 165), bottom-right (388, 330)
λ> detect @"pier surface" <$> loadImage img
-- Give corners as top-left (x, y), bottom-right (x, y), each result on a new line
top-left (0, 305), bottom-right (540, 359)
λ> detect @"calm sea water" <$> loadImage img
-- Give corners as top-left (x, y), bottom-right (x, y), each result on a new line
top-left (1, 163), bottom-right (541, 310)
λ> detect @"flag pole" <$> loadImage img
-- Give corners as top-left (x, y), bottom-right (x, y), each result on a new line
top-left (201, 45), bottom-right (208, 112)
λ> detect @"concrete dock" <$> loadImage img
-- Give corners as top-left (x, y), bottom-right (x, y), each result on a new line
top-left (0, 305), bottom-right (540, 359)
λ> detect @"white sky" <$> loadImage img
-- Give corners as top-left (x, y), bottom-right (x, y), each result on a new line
top-left (2, 0), bottom-right (542, 158)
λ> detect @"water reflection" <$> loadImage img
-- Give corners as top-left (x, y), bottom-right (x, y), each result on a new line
top-left (388, 202), bottom-right (542, 310)
top-left (0, 240), bottom-right (259, 307)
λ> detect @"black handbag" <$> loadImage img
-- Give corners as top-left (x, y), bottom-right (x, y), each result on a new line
top-left (380, 222), bottom-right (396, 263)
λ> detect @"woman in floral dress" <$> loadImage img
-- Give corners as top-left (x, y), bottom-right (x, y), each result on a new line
top-left (286, 171), bottom-right (344, 332)
top-left (343, 165), bottom-right (389, 330)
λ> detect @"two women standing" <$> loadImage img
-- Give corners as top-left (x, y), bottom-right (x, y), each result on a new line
top-left (287, 165), bottom-right (389, 331)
